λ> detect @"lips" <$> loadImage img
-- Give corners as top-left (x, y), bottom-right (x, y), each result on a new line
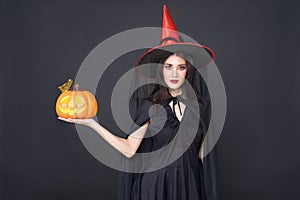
top-left (170, 80), bottom-right (179, 84)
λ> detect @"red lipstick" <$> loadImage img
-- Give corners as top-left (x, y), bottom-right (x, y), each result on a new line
top-left (170, 80), bottom-right (179, 84)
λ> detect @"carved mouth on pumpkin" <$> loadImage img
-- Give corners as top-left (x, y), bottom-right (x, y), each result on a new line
top-left (58, 105), bottom-right (87, 115)
top-left (58, 95), bottom-right (88, 115)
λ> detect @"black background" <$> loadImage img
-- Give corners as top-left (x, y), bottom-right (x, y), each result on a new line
top-left (1, 0), bottom-right (300, 199)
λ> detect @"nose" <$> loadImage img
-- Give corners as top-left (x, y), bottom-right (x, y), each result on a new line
top-left (172, 67), bottom-right (178, 77)
top-left (68, 101), bottom-right (74, 109)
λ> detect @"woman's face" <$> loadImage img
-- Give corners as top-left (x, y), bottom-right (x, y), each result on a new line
top-left (162, 54), bottom-right (187, 94)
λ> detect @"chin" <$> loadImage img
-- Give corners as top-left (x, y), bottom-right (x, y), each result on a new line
top-left (167, 85), bottom-right (183, 91)
top-left (167, 83), bottom-right (184, 90)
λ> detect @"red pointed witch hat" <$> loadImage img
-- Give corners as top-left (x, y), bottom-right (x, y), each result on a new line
top-left (136, 5), bottom-right (214, 78)
top-left (160, 4), bottom-right (180, 45)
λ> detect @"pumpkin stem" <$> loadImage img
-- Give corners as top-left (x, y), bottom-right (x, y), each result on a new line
top-left (58, 79), bottom-right (73, 93)
top-left (74, 84), bottom-right (80, 91)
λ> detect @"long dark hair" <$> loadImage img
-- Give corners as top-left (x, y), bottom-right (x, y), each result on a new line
top-left (153, 52), bottom-right (206, 105)
top-left (129, 52), bottom-right (211, 131)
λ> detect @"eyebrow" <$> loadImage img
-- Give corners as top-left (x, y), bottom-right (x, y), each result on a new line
top-left (164, 63), bottom-right (186, 65)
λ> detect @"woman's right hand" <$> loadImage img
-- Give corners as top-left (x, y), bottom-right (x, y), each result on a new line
top-left (58, 117), bottom-right (96, 127)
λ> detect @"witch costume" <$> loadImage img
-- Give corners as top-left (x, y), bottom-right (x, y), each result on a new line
top-left (117, 5), bottom-right (220, 200)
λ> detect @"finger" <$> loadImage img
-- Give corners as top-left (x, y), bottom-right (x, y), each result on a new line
top-left (58, 117), bottom-right (75, 123)
top-left (58, 117), bottom-right (67, 121)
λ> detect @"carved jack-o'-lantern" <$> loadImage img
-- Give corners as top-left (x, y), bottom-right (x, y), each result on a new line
top-left (56, 79), bottom-right (98, 119)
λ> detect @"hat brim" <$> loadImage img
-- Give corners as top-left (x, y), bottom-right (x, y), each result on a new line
top-left (136, 42), bottom-right (214, 79)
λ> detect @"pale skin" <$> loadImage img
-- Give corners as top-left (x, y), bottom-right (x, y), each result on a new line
top-left (59, 54), bottom-right (204, 161)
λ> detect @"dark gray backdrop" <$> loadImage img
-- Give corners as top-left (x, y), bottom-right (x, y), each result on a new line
top-left (1, 0), bottom-right (299, 199)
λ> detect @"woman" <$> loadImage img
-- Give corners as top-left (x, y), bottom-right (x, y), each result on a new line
top-left (59, 5), bottom-right (220, 200)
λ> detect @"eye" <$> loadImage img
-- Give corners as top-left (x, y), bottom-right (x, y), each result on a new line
top-left (164, 65), bottom-right (172, 70)
top-left (179, 65), bottom-right (186, 70)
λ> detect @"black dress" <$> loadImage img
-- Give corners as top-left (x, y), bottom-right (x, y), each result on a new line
top-left (118, 94), bottom-right (219, 200)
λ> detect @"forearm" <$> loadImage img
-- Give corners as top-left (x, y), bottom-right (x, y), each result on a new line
top-left (88, 122), bottom-right (133, 158)
top-left (58, 117), bottom-right (147, 158)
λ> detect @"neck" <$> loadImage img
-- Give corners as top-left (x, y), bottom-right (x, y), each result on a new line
top-left (169, 88), bottom-right (183, 97)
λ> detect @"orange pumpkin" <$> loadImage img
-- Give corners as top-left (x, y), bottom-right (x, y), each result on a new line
top-left (56, 83), bottom-right (98, 119)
